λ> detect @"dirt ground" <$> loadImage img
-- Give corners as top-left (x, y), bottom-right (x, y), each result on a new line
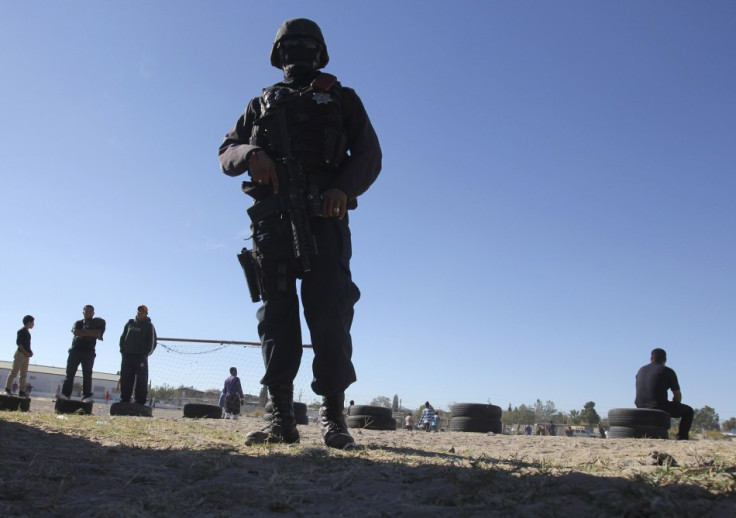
top-left (1, 397), bottom-right (734, 517)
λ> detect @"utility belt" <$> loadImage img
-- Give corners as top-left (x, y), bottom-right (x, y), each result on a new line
top-left (242, 172), bottom-right (335, 206)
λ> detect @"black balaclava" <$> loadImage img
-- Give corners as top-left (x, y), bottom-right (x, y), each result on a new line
top-left (279, 36), bottom-right (323, 84)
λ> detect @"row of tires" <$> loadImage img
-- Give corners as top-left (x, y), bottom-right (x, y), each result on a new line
top-left (0, 396), bottom-right (157, 417)
top-left (346, 405), bottom-right (672, 438)
top-left (181, 401), bottom-right (311, 423)
top-left (54, 399), bottom-right (155, 417)
top-left (2, 395), bottom-right (673, 440)
top-left (345, 403), bottom-right (503, 433)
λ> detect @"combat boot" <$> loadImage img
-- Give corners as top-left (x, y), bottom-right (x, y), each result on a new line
top-left (244, 385), bottom-right (300, 446)
top-left (319, 392), bottom-right (355, 449)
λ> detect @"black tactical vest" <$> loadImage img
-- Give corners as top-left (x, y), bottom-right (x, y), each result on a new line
top-left (250, 74), bottom-right (347, 175)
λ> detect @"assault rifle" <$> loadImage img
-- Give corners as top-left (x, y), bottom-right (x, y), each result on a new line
top-left (238, 109), bottom-right (319, 302)
top-left (261, 108), bottom-right (317, 272)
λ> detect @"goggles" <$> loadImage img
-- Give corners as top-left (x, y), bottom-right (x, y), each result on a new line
top-left (279, 36), bottom-right (320, 50)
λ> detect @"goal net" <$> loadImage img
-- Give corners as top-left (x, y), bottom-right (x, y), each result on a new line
top-left (148, 338), bottom-right (316, 408)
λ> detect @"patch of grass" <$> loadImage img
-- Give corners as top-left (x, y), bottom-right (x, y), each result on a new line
top-left (700, 430), bottom-right (731, 441)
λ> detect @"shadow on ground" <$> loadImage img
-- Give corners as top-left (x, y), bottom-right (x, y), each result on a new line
top-left (0, 418), bottom-right (733, 517)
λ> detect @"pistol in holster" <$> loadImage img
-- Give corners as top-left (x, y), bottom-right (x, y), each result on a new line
top-left (237, 247), bottom-right (263, 303)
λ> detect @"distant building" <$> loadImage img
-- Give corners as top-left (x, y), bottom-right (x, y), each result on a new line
top-left (0, 361), bottom-right (119, 400)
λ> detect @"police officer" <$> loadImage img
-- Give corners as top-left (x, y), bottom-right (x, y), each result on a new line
top-left (219, 18), bottom-right (381, 449)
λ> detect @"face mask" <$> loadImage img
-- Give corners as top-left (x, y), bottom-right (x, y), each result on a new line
top-left (279, 37), bottom-right (322, 74)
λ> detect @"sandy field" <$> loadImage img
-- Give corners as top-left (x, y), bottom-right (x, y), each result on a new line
top-left (0, 397), bottom-right (734, 517)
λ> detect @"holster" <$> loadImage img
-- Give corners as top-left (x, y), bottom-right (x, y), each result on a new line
top-left (237, 248), bottom-right (263, 303)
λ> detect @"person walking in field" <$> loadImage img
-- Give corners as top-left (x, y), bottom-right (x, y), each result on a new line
top-left (223, 367), bottom-right (244, 420)
top-left (418, 402), bottom-right (435, 431)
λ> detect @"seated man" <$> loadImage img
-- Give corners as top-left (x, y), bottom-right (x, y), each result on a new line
top-left (635, 347), bottom-right (694, 440)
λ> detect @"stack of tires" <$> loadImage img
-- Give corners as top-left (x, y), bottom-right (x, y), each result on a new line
top-left (346, 405), bottom-right (396, 431)
top-left (607, 408), bottom-right (670, 439)
top-left (449, 403), bottom-right (502, 434)
top-left (264, 401), bottom-right (310, 425)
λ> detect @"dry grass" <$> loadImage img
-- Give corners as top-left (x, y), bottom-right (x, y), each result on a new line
top-left (0, 399), bottom-right (734, 517)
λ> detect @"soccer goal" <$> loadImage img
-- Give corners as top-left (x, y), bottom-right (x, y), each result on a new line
top-left (148, 337), bottom-right (316, 408)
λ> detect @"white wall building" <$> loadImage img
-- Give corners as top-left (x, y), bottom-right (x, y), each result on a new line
top-left (1, 361), bottom-right (119, 401)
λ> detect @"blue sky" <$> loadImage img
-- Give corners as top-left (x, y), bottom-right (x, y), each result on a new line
top-left (1, 2), bottom-right (734, 421)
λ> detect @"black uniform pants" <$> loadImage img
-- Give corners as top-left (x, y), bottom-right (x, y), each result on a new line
top-left (120, 353), bottom-right (149, 404)
top-left (255, 215), bottom-right (360, 397)
top-left (62, 348), bottom-right (95, 398)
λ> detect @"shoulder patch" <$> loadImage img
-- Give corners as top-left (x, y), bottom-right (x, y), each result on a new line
top-left (311, 73), bottom-right (337, 92)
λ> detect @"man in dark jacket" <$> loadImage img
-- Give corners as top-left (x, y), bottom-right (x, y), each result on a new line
top-left (61, 305), bottom-right (105, 402)
top-left (219, 18), bottom-right (381, 449)
top-left (635, 348), bottom-right (694, 440)
top-left (119, 305), bottom-right (157, 405)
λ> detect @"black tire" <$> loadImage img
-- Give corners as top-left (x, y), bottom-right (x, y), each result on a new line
top-left (348, 405), bottom-right (392, 419)
top-left (54, 398), bottom-right (93, 415)
top-left (449, 416), bottom-right (502, 434)
top-left (295, 414), bottom-right (310, 426)
top-left (347, 415), bottom-right (397, 431)
top-left (183, 403), bottom-right (222, 419)
top-left (109, 402), bottom-right (153, 417)
top-left (608, 408), bottom-right (671, 429)
top-left (607, 425), bottom-right (669, 439)
top-left (0, 394), bottom-right (30, 412)
top-left (450, 403), bottom-right (502, 420)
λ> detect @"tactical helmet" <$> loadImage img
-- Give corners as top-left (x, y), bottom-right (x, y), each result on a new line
top-left (270, 18), bottom-right (329, 69)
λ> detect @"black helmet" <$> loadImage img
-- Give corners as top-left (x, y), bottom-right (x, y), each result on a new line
top-left (270, 18), bottom-right (329, 69)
